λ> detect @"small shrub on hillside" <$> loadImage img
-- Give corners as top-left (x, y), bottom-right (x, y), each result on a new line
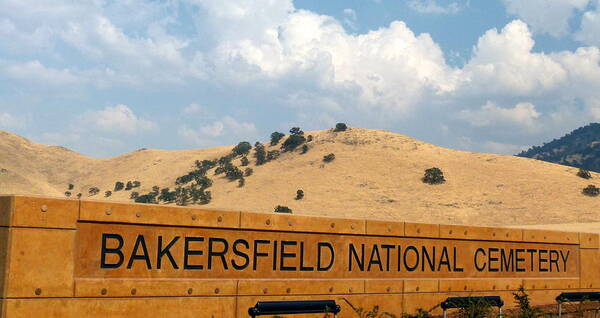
top-left (306, 135), bottom-right (313, 142)
top-left (422, 167), bottom-right (445, 185)
top-left (301, 144), bottom-right (309, 154)
top-left (195, 176), bottom-right (213, 189)
top-left (274, 205), bottom-right (292, 213)
top-left (244, 168), bottom-right (253, 177)
top-left (238, 178), bottom-right (245, 187)
top-left (323, 153), bottom-right (335, 162)
top-left (131, 181), bottom-right (141, 188)
top-left (270, 132), bottom-right (285, 145)
top-left (130, 192), bottom-right (139, 200)
top-left (114, 181), bottom-right (124, 191)
top-left (267, 150), bottom-right (280, 161)
top-left (513, 286), bottom-right (544, 318)
top-left (240, 156), bottom-right (249, 166)
top-left (125, 181), bottom-right (133, 190)
top-left (65, 191), bottom-right (71, 197)
top-left (254, 142), bottom-right (267, 165)
top-left (289, 127), bottom-right (304, 135)
top-left (68, 183), bottom-right (74, 190)
top-left (577, 168), bottom-right (592, 179)
top-left (135, 193), bottom-right (157, 204)
top-left (158, 188), bottom-right (176, 203)
top-left (225, 166), bottom-right (244, 181)
top-left (104, 191), bottom-right (112, 197)
top-left (232, 141), bottom-right (252, 156)
top-left (214, 166), bottom-right (225, 175)
top-left (88, 187), bottom-right (100, 196)
top-left (582, 184), bottom-right (600, 197)
top-left (76, 193), bottom-right (82, 199)
top-left (295, 189), bottom-right (304, 200)
top-left (281, 134), bottom-right (306, 151)
top-left (334, 123), bottom-right (348, 132)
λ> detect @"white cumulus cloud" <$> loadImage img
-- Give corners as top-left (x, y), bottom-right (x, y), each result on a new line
top-left (501, 0), bottom-right (589, 36)
top-left (80, 104), bottom-right (156, 134)
top-left (459, 101), bottom-right (541, 131)
top-left (407, 0), bottom-right (462, 15)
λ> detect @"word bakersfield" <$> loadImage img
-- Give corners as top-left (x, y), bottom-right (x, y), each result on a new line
top-left (93, 228), bottom-right (576, 278)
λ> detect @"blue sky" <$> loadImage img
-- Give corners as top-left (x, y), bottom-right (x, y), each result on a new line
top-left (1, 0), bottom-right (599, 157)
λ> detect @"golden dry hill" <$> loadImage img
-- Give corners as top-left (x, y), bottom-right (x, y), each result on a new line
top-left (1, 127), bottom-right (599, 228)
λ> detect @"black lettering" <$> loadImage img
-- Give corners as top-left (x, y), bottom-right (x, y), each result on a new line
top-left (538, 249), bottom-right (548, 272)
top-left (381, 244), bottom-right (394, 271)
top-left (367, 245), bottom-right (383, 271)
top-left (349, 243), bottom-right (364, 271)
top-left (453, 247), bottom-right (464, 272)
top-left (208, 237), bottom-right (229, 270)
top-left (157, 236), bottom-right (180, 269)
top-left (317, 242), bottom-right (334, 271)
top-left (184, 237), bottom-right (204, 270)
top-left (127, 235), bottom-right (152, 269)
top-left (500, 249), bottom-right (514, 272)
top-left (299, 242), bottom-right (314, 271)
top-left (438, 247), bottom-right (451, 271)
top-left (404, 246), bottom-right (419, 272)
top-left (253, 240), bottom-right (270, 271)
top-left (549, 250), bottom-right (559, 272)
top-left (272, 240), bottom-right (278, 271)
top-left (515, 249), bottom-right (526, 272)
top-left (101, 233), bottom-right (124, 269)
top-left (231, 239), bottom-right (250, 270)
top-left (280, 241), bottom-right (297, 271)
top-left (527, 249), bottom-right (537, 271)
top-left (488, 248), bottom-right (499, 272)
top-left (560, 250), bottom-right (570, 272)
top-left (422, 246), bottom-right (435, 272)
top-left (474, 248), bottom-right (486, 272)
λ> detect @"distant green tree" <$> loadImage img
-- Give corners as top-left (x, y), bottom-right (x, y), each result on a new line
top-left (104, 190), bottom-right (112, 197)
top-left (64, 191), bottom-right (72, 197)
top-left (76, 193), bottom-right (82, 199)
top-left (244, 168), bottom-right (253, 177)
top-left (232, 141), bottom-right (252, 156)
top-left (125, 181), bottom-right (133, 190)
top-left (582, 185), bottom-right (600, 197)
top-left (114, 182), bottom-right (125, 191)
top-left (225, 166), bottom-right (244, 181)
top-left (422, 168), bottom-right (445, 185)
top-left (267, 150), bottom-right (280, 161)
top-left (68, 183), bottom-right (74, 190)
top-left (270, 132), bottom-right (286, 145)
top-left (577, 168), bottom-right (592, 179)
top-left (195, 176), bottom-right (213, 189)
top-left (295, 189), bottom-right (304, 200)
top-left (88, 187), bottom-right (100, 196)
top-left (306, 135), bottom-right (313, 142)
top-left (254, 142), bottom-right (267, 165)
top-left (158, 188), bottom-right (176, 203)
top-left (289, 127), bottom-right (304, 135)
top-left (282, 134), bottom-right (306, 151)
top-left (240, 156), bottom-right (249, 166)
top-left (131, 181), bottom-right (141, 188)
top-left (334, 123), bottom-right (348, 132)
top-left (130, 192), bottom-right (139, 200)
top-left (323, 153), bottom-right (335, 162)
top-left (274, 205), bottom-right (292, 213)
top-left (238, 177), bottom-right (245, 187)
top-left (301, 144), bottom-right (309, 154)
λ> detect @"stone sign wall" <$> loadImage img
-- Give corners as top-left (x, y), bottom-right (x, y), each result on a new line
top-left (0, 195), bottom-right (599, 317)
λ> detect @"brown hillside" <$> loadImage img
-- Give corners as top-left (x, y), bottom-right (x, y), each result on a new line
top-left (1, 128), bottom-right (599, 228)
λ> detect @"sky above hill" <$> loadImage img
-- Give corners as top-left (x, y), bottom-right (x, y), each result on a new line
top-left (1, 0), bottom-right (599, 157)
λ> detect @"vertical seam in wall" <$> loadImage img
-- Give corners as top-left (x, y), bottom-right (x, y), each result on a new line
top-left (234, 280), bottom-right (239, 318)
top-left (237, 211), bottom-right (242, 229)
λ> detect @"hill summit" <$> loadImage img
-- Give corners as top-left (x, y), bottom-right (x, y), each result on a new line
top-left (518, 123), bottom-right (600, 172)
top-left (1, 127), bottom-right (599, 227)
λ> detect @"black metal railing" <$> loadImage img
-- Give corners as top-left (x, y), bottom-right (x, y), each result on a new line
top-left (440, 296), bottom-right (504, 318)
top-left (248, 300), bottom-right (341, 317)
top-left (556, 292), bottom-right (600, 317)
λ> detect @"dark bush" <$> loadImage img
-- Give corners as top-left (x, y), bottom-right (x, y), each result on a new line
top-left (151, 186), bottom-right (160, 194)
top-left (130, 192), bottom-right (139, 200)
top-left (306, 135), bottom-right (313, 142)
top-left (125, 181), bottom-right (133, 190)
top-left (232, 141), bottom-right (252, 156)
top-left (76, 193), bottom-right (82, 199)
top-left (238, 178), bottom-right (245, 187)
top-left (334, 123), bottom-right (347, 132)
top-left (175, 186), bottom-right (189, 206)
top-left (267, 150), bottom-right (280, 161)
top-left (104, 190), bottom-right (112, 197)
top-left (214, 166), bottom-right (225, 175)
top-left (196, 159), bottom-right (217, 170)
top-left (114, 181), bottom-right (124, 191)
top-left (281, 134), bottom-right (306, 151)
top-left (270, 132), bottom-right (285, 145)
top-left (65, 191), bottom-right (71, 197)
top-left (512, 286), bottom-right (543, 318)
top-left (323, 153), bottom-right (335, 162)
top-left (254, 142), bottom-right (267, 165)
top-left (158, 188), bottom-right (176, 202)
top-left (195, 176), bottom-right (213, 189)
top-left (135, 193), bottom-right (157, 204)
top-left (218, 154), bottom-right (234, 166)
top-left (225, 166), bottom-right (244, 181)
top-left (88, 187), bottom-right (100, 196)
top-left (301, 144), bottom-right (309, 154)
top-left (422, 167), bottom-right (445, 185)
top-left (582, 184), bottom-right (600, 197)
top-left (244, 168), bottom-right (253, 177)
top-left (68, 183), bottom-right (74, 190)
top-left (577, 168), bottom-right (592, 179)
top-left (274, 205), bottom-right (292, 213)
top-left (131, 181), bottom-right (141, 188)
top-left (295, 189), bottom-right (304, 200)
top-left (289, 127), bottom-right (304, 135)
top-left (240, 156), bottom-right (249, 166)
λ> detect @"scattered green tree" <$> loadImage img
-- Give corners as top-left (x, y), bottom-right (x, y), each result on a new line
top-left (131, 181), bottom-right (141, 188)
top-left (512, 286), bottom-right (543, 318)
top-left (582, 184), bottom-right (600, 197)
top-left (301, 144), bottom-right (309, 154)
top-left (76, 193), bottom-right (82, 199)
top-left (125, 181), bottom-right (133, 190)
top-left (577, 168), bottom-right (592, 179)
top-left (254, 142), bottom-right (267, 165)
top-left (68, 184), bottom-right (74, 190)
top-left (88, 187), bottom-right (100, 196)
top-left (244, 168), bottom-right (253, 177)
top-left (267, 150), bottom-right (280, 161)
top-left (232, 141), bottom-right (252, 156)
top-left (289, 127), bottom-right (304, 135)
top-left (104, 190), bottom-right (112, 197)
top-left (295, 189), bottom-right (304, 200)
top-left (240, 156), bottom-right (249, 166)
top-left (238, 177), bottom-right (245, 187)
top-left (306, 135), bottom-right (313, 142)
top-left (270, 132), bottom-right (286, 145)
top-left (282, 134), bottom-right (306, 151)
top-left (422, 167), bottom-right (445, 185)
top-left (274, 205), bottom-right (292, 213)
top-left (225, 166), bottom-right (244, 181)
top-left (114, 182), bottom-right (125, 191)
top-left (64, 191), bottom-right (71, 197)
top-left (130, 192), bottom-right (139, 200)
top-left (323, 153), bottom-right (335, 162)
top-left (334, 123), bottom-right (347, 132)
top-left (158, 188), bottom-right (176, 203)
